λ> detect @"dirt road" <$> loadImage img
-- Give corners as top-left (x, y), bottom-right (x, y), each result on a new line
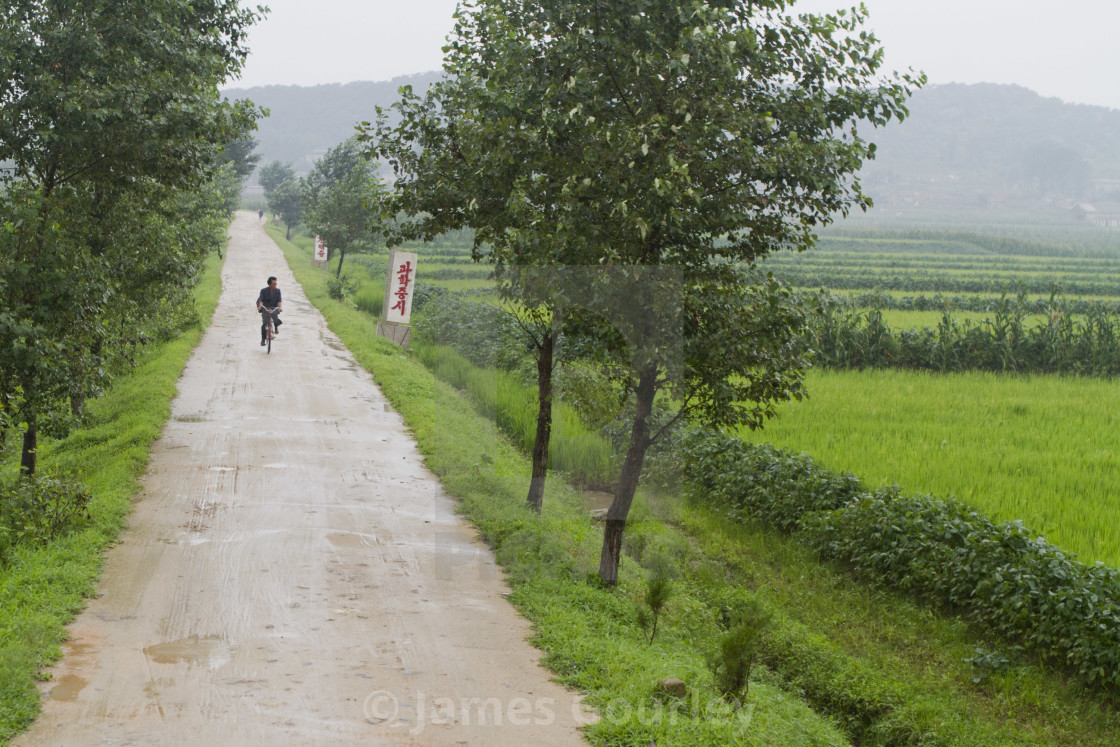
top-left (16, 213), bottom-right (590, 746)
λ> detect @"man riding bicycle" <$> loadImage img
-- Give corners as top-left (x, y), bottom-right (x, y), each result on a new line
top-left (257, 276), bottom-right (283, 346)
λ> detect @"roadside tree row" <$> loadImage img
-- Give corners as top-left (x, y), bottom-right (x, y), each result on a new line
top-left (0, 0), bottom-right (265, 475)
top-left (365, 0), bottom-right (923, 584)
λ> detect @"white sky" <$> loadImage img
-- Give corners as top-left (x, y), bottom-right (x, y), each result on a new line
top-left (230, 0), bottom-right (1120, 111)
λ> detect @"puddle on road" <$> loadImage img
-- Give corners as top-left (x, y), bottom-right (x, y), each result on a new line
top-left (143, 636), bottom-right (234, 670)
top-left (49, 674), bottom-right (88, 702)
top-left (327, 532), bottom-right (374, 549)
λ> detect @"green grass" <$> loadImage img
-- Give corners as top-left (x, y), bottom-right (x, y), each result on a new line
top-left (267, 222), bottom-right (854, 746)
top-left (414, 344), bottom-right (615, 488)
top-left (429, 277), bottom-right (497, 291)
top-left (670, 502), bottom-right (1120, 746)
top-left (0, 251), bottom-right (224, 743)
top-left (740, 368), bottom-right (1120, 567)
top-left (271, 223), bottom-right (1120, 745)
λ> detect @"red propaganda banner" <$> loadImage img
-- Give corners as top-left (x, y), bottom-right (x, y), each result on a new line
top-left (314, 236), bottom-right (328, 262)
top-left (381, 250), bottom-right (419, 325)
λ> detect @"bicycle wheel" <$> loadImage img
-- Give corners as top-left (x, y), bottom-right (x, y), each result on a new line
top-left (266, 329), bottom-right (272, 354)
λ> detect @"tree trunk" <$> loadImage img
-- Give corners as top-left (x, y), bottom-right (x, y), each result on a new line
top-left (526, 328), bottom-right (556, 515)
top-left (285, 222), bottom-right (292, 240)
top-left (21, 419), bottom-right (37, 477)
top-left (336, 248), bottom-right (346, 278)
top-left (598, 367), bottom-right (658, 586)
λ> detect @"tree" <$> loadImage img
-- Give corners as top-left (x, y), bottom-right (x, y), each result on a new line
top-left (259, 160), bottom-right (297, 198)
top-left (214, 134), bottom-right (263, 224)
top-left (0, 0), bottom-right (264, 475)
top-left (303, 139), bottom-right (388, 278)
top-left (370, 0), bottom-right (921, 584)
top-left (270, 178), bottom-right (305, 240)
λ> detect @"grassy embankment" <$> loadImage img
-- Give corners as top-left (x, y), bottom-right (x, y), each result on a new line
top-left (272, 226), bottom-right (850, 746)
top-left (270, 223), bottom-right (1120, 746)
top-left (0, 252), bottom-right (224, 743)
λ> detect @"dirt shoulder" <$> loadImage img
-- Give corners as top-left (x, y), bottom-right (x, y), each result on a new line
top-left (15, 213), bottom-right (588, 746)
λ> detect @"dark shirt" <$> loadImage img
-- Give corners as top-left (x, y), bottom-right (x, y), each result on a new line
top-left (258, 287), bottom-right (282, 309)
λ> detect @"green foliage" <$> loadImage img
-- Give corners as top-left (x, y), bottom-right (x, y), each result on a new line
top-left (681, 433), bottom-right (863, 533)
top-left (325, 273), bottom-right (358, 302)
top-left (639, 565), bottom-right (673, 644)
top-left (369, 0), bottom-right (921, 577)
top-left (0, 251), bottom-right (223, 741)
top-left (258, 160), bottom-right (296, 197)
top-left (963, 647), bottom-right (1011, 685)
top-left (269, 177), bottom-right (304, 240)
top-left (743, 368), bottom-right (1120, 566)
top-left (413, 344), bottom-right (614, 487)
top-left (808, 291), bottom-right (1120, 376)
top-left (0, 0), bottom-right (263, 474)
top-left (302, 138), bottom-right (389, 277)
top-left (682, 429), bottom-right (1120, 692)
top-left (351, 284), bottom-right (384, 317)
top-left (213, 134), bottom-right (261, 217)
top-left (413, 293), bottom-right (526, 370)
top-left (710, 597), bottom-right (772, 705)
top-left (0, 477), bottom-right (91, 548)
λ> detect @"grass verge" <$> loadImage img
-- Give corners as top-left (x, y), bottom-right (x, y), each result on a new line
top-left (0, 251), bottom-right (224, 743)
top-left (268, 223), bottom-right (852, 746)
top-left (270, 226), bottom-right (1120, 745)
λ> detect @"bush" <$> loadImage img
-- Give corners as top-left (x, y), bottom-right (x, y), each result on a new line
top-left (681, 431), bottom-right (864, 532)
top-left (801, 492), bottom-right (1120, 690)
top-left (0, 476), bottom-right (92, 546)
top-left (710, 596), bottom-right (772, 705)
top-left (326, 272), bottom-right (358, 301)
top-left (684, 428), bottom-right (1120, 691)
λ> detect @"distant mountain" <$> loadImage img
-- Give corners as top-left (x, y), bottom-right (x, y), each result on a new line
top-left (226, 77), bottom-right (1120, 215)
top-left (859, 83), bottom-right (1120, 213)
top-left (223, 72), bottom-right (442, 175)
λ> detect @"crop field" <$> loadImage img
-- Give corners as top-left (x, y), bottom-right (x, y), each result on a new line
top-left (387, 222), bottom-right (1120, 570)
top-left (738, 368), bottom-right (1120, 566)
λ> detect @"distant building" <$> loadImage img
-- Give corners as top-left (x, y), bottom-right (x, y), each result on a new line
top-left (1073, 202), bottom-right (1120, 227)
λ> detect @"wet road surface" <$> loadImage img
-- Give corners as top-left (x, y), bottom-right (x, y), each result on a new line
top-left (15, 213), bottom-right (590, 746)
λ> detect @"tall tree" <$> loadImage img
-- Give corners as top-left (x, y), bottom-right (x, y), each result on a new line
top-left (303, 139), bottom-right (388, 278)
top-left (259, 160), bottom-right (297, 199)
top-left (270, 178), bottom-right (305, 240)
top-left (0, 0), bottom-right (264, 475)
top-left (370, 0), bottom-right (921, 583)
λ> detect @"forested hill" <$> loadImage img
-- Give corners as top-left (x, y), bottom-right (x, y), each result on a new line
top-left (223, 72), bottom-right (442, 173)
top-left (225, 76), bottom-right (1120, 212)
top-left (860, 83), bottom-right (1120, 212)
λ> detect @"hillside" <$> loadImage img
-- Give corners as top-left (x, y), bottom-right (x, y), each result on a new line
top-left (861, 83), bottom-right (1120, 216)
top-left (223, 72), bottom-right (442, 173)
top-left (226, 77), bottom-right (1120, 220)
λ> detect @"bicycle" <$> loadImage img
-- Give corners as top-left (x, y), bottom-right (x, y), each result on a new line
top-left (260, 306), bottom-right (279, 354)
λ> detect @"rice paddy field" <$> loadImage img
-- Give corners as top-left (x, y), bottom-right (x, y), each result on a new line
top-left (739, 368), bottom-right (1120, 566)
top-left (388, 224), bottom-right (1120, 568)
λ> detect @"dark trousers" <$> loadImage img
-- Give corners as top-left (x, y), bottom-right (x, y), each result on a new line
top-left (260, 307), bottom-right (281, 338)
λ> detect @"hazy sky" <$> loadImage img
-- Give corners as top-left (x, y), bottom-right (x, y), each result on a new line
top-left (231, 0), bottom-right (1120, 111)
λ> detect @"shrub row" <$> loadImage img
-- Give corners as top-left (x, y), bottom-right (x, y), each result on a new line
top-left (775, 268), bottom-right (1120, 296)
top-left (680, 430), bottom-right (1120, 691)
top-left (824, 290), bottom-right (1120, 315)
top-left (808, 299), bottom-right (1120, 376)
